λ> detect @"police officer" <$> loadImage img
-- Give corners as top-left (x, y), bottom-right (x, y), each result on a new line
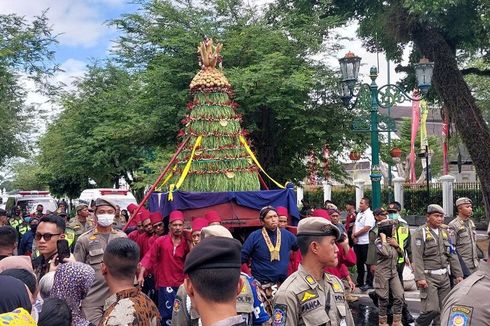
top-left (272, 217), bottom-right (354, 326)
top-left (411, 204), bottom-right (463, 326)
top-left (172, 225), bottom-right (270, 326)
top-left (448, 197), bottom-right (479, 277)
top-left (440, 239), bottom-right (490, 325)
top-left (374, 217), bottom-right (404, 326)
top-left (69, 204), bottom-right (92, 239)
top-left (74, 198), bottom-right (126, 325)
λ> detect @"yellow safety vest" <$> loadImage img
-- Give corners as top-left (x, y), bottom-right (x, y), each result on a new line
top-left (18, 224), bottom-right (29, 235)
top-left (395, 223), bottom-right (410, 264)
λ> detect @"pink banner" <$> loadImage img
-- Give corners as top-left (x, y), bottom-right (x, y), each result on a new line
top-left (410, 92), bottom-right (421, 183)
top-left (442, 114), bottom-right (449, 175)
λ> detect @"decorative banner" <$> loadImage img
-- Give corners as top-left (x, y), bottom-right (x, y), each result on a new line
top-left (239, 135), bottom-right (285, 189)
top-left (409, 92), bottom-right (421, 184)
top-left (420, 99), bottom-right (429, 148)
top-left (442, 111), bottom-right (449, 175)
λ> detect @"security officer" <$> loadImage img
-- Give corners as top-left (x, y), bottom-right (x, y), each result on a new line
top-left (448, 197), bottom-right (479, 276)
top-left (74, 198), bottom-right (126, 325)
top-left (367, 208), bottom-right (412, 325)
top-left (440, 241), bottom-right (490, 325)
top-left (272, 217), bottom-right (354, 326)
top-left (411, 204), bottom-right (463, 326)
top-left (172, 225), bottom-right (270, 326)
top-left (386, 201), bottom-right (414, 324)
top-left (68, 204), bottom-right (92, 239)
top-left (374, 218), bottom-right (404, 326)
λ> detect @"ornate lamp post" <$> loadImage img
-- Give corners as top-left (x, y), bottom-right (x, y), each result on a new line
top-left (338, 53), bottom-right (434, 209)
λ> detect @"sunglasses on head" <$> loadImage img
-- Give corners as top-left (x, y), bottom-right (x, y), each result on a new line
top-left (35, 232), bottom-right (61, 241)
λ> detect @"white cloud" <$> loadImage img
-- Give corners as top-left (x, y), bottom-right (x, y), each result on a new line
top-left (0, 0), bottom-right (117, 48)
top-left (55, 58), bottom-right (88, 88)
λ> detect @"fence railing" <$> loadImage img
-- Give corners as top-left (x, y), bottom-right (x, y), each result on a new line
top-left (303, 181), bottom-right (485, 222)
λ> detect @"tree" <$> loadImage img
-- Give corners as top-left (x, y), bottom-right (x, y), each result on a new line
top-left (11, 160), bottom-right (48, 191)
top-left (110, 0), bottom-right (367, 188)
top-left (289, 0), bottom-right (490, 216)
top-left (0, 13), bottom-right (58, 166)
top-left (38, 63), bottom-right (150, 193)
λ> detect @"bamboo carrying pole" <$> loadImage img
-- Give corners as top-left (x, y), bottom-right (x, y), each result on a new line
top-left (123, 136), bottom-right (191, 231)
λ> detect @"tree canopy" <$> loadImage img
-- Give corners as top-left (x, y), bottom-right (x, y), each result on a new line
top-left (36, 0), bottom-right (367, 197)
top-left (0, 13), bottom-right (57, 166)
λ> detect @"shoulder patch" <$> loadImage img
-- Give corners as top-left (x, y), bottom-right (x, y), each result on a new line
top-left (448, 305), bottom-right (473, 326)
top-left (331, 277), bottom-right (343, 293)
top-left (272, 304), bottom-right (287, 326)
top-left (173, 297), bottom-right (182, 312)
top-left (305, 275), bottom-right (316, 285)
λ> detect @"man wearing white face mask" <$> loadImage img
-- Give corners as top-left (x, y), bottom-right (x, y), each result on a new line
top-left (74, 198), bottom-right (127, 325)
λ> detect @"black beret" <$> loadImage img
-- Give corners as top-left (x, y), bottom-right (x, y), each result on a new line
top-left (184, 237), bottom-right (242, 274)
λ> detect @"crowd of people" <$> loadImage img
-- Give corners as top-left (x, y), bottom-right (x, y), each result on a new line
top-left (0, 194), bottom-right (487, 326)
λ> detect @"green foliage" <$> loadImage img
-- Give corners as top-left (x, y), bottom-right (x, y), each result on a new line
top-left (36, 0), bottom-right (368, 195)
top-left (0, 13), bottom-right (57, 166)
top-left (11, 161), bottom-right (48, 191)
top-left (38, 63), bottom-right (149, 194)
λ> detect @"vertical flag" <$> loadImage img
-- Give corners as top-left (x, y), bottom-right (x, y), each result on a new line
top-left (409, 92), bottom-right (421, 183)
top-left (419, 99), bottom-right (430, 180)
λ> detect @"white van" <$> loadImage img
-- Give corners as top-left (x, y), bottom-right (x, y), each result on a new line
top-left (78, 188), bottom-right (137, 210)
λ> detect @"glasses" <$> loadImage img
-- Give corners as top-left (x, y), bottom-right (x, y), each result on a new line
top-left (35, 232), bottom-right (61, 241)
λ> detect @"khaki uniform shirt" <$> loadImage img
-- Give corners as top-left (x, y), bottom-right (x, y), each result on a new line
top-left (172, 273), bottom-right (255, 326)
top-left (375, 238), bottom-right (402, 280)
top-left (411, 224), bottom-right (463, 281)
top-left (68, 216), bottom-right (90, 237)
top-left (441, 262), bottom-right (490, 325)
top-left (74, 227), bottom-right (127, 309)
top-left (448, 216), bottom-right (479, 272)
top-left (272, 264), bottom-right (354, 326)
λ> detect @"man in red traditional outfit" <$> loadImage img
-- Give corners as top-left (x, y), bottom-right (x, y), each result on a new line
top-left (205, 210), bottom-right (222, 226)
top-left (138, 210), bottom-right (189, 326)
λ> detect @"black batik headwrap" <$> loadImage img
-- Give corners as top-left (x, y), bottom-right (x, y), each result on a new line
top-left (259, 206), bottom-right (277, 220)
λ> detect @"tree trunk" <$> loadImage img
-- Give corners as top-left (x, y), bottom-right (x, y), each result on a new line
top-left (412, 27), bottom-right (490, 219)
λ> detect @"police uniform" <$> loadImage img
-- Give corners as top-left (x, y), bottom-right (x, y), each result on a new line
top-left (183, 236), bottom-right (247, 326)
top-left (411, 204), bottom-right (463, 326)
top-left (68, 216), bottom-right (90, 237)
top-left (440, 260), bottom-right (490, 325)
top-left (448, 197), bottom-right (479, 276)
top-left (74, 199), bottom-right (127, 326)
top-left (171, 273), bottom-right (259, 326)
top-left (373, 219), bottom-right (404, 326)
top-left (272, 217), bottom-right (354, 326)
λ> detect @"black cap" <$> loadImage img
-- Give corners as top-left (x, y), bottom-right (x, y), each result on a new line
top-left (184, 237), bottom-right (242, 274)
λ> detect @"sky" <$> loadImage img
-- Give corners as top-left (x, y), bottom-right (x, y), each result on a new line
top-left (0, 0), bottom-right (410, 139)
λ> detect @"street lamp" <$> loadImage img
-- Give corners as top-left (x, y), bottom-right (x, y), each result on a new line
top-left (339, 53), bottom-right (434, 209)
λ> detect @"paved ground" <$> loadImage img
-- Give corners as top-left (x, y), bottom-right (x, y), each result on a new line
top-left (349, 288), bottom-right (420, 325)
